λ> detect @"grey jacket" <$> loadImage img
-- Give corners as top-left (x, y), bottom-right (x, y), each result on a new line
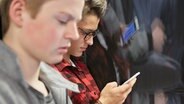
top-left (0, 41), bottom-right (79, 104)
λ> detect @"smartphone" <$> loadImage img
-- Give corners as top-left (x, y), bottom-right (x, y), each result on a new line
top-left (122, 16), bottom-right (139, 44)
top-left (123, 72), bottom-right (140, 84)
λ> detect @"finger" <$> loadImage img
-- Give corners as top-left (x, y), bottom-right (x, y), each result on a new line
top-left (127, 78), bottom-right (137, 86)
top-left (105, 81), bottom-right (118, 89)
top-left (113, 84), bottom-right (130, 94)
top-left (115, 79), bottom-right (136, 94)
top-left (119, 85), bottom-right (133, 99)
top-left (112, 85), bottom-right (132, 103)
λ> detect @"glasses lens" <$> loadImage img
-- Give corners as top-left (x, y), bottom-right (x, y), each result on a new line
top-left (78, 28), bottom-right (98, 40)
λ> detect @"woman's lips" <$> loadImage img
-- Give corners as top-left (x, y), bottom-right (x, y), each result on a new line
top-left (80, 47), bottom-right (87, 51)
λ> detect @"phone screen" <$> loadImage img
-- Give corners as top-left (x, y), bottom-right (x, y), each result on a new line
top-left (122, 17), bottom-right (139, 44)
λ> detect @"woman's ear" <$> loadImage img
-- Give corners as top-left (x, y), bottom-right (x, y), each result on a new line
top-left (9, 0), bottom-right (26, 27)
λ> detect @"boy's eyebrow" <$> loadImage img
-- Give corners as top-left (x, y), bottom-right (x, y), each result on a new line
top-left (58, 12), bottom-right (81, 22)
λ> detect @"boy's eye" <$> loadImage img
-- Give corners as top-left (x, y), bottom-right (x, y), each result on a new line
top-left (56, 14), bottom-right (70, 25)
top-left (58, 20), bottom-right (68, 25)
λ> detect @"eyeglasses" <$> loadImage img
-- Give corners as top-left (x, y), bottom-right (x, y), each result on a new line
top-left (78, 27), bottom-right (98, 41)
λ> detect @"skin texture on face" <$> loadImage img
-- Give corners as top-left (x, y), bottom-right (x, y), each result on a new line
top-left (19, 0), bottom-right (84, 64)
top-left (67, 14), bottom-right (100, 57)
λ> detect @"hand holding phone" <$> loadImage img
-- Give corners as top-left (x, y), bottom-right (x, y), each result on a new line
top-left (123, 72), bottom-right (140, 84)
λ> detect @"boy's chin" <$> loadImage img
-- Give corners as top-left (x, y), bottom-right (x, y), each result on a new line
top-left (48, 56), bottom-right (63, 65)
top-left (73, 53), bottom-right (83, 57)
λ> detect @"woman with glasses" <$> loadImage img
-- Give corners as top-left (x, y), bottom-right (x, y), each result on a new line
top-left (53, 0), bottom-right (137, 103)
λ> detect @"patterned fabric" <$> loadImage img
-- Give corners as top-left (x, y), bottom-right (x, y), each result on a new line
top-left (54, 57), bottom-right (100, 104)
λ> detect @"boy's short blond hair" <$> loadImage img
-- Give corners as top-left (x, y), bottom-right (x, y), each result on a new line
top-left (0, 0), bottom-right (48, 35)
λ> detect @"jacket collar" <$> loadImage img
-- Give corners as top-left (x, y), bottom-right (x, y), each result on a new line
top-left (39, 62), bottom-right (79, 93)
top-left (55, 58), bottom-right (85, 73)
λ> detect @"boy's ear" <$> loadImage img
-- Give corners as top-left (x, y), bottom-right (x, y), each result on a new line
top-left (9, 0), bottom-right (26, 27)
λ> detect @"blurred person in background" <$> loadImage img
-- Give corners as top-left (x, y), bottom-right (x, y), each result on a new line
top-left (87, 0), bottom-right (182, 104)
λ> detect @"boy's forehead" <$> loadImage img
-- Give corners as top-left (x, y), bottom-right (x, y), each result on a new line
top-left (60, 0), bottom-right (84, 20)
top-left (43, 0), bottom-right (84, 21)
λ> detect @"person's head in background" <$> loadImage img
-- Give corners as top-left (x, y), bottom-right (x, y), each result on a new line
top-left (151, 18), bottom-right (166, 53)
top-left (0, 0), bottom-right (84, 64)
top-left (65, 0), bottom-right (107, 58)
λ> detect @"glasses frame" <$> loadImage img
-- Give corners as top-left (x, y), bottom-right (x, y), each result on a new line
top-left (78, 27), bottom-right (98, 41)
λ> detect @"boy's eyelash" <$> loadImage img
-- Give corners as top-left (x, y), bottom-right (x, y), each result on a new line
top-left (58, 20), bottom-right (67, 24)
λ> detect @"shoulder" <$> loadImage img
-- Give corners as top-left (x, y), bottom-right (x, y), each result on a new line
top-left (0, 72), bottom-right (19, 103)
top-left (0, 71), bottom-right (30, 104)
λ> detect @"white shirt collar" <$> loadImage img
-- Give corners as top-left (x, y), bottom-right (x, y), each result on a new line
top-left (39, 62), bottom-right (79, 93)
